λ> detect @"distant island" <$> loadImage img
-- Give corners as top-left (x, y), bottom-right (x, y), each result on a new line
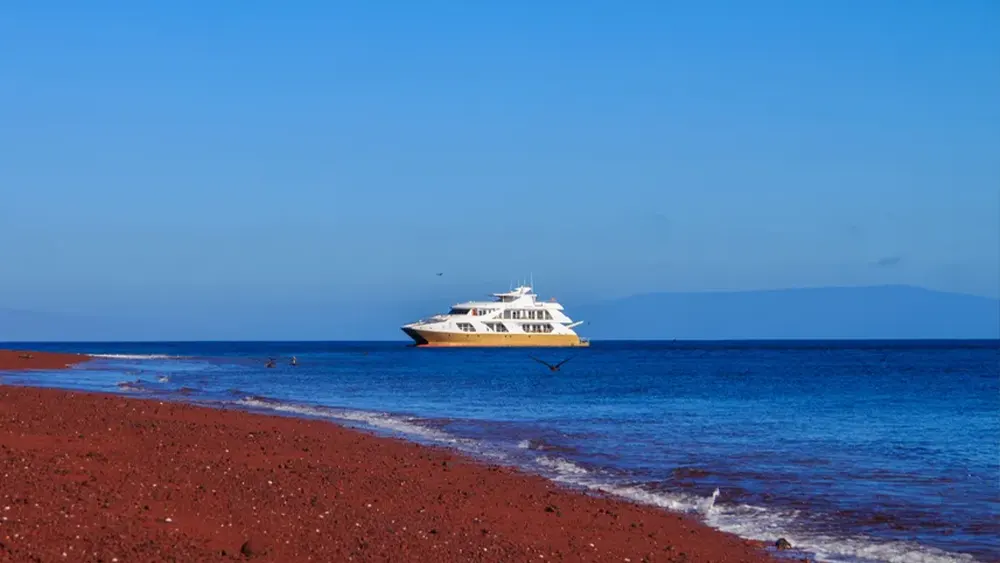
top-left (575, 285), bottom-right (999, 340)
top-left (2, 285), bottom-right (998, 341)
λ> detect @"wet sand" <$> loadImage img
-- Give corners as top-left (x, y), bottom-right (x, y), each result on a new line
top-left (0, 349), bottom-right (89, 371)
top-left (0, 351), bottom-right (778, 562)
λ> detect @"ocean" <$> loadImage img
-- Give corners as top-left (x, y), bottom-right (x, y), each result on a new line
top-left (3, 340), bottom-right (997, 563)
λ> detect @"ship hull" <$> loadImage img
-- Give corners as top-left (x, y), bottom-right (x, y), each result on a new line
top-left (402, 327), bottom-right (589, 348)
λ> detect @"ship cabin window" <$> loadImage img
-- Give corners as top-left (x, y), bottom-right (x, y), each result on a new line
top-left (449, 308), bottom-right (470, 315)
top-left (522, 323), bottom-right (553, 334)
top-left (456, 322), bottom-right (476, 332)
top-left (485, 322), bottom-right (509, 333)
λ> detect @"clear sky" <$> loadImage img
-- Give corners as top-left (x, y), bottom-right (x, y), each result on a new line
top-left (1, 1), bottom-right (998, 337)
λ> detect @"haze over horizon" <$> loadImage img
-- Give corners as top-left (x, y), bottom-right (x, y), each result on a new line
top-left (2, 2), bottom-right (998, 338)
top-left (3, 284), bottom-right (998, 342)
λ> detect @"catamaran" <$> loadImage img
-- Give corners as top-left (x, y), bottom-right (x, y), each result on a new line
top-left (401, 285), bottom-right (589, 347)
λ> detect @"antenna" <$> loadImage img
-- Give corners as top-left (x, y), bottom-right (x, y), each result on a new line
top-left (530, 272), bottom-right (533, 289)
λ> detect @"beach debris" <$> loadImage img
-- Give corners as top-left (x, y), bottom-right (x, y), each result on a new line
top-left (775, 538), bottom-right (793, 550)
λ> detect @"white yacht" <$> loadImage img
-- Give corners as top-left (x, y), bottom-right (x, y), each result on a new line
top-left (402, 285), bottom-right (589, 347)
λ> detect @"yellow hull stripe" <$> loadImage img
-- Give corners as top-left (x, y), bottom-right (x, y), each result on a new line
top-left (402, 328), bottom-right (588, 348)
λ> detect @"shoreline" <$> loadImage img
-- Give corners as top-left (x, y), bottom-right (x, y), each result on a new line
top-left (0, 350), bottom-right (780, 562)
top-left (0, 349), bottom-right (91, 371)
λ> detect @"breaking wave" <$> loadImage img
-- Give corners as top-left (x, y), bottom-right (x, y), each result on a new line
top-left (228, 396), bottom-right (978, 563)
top-left (234, 396), bottom-right (488, 454)
top-left (521, 456), bottom-right (976, 563)
top-left (91, 354), bottom-right (179, 360)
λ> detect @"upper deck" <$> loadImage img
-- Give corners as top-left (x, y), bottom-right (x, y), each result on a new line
top-left (450, 286), bottom-right (564, 311)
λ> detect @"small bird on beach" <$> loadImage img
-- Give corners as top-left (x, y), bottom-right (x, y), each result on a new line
top-left (290, 356), bottom-right (297, 366)
top-left (530, 356), bottom-right (573, 372)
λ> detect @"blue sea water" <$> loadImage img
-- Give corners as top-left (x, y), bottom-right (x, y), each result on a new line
top-left (2, 340), bottom-right (997, 563)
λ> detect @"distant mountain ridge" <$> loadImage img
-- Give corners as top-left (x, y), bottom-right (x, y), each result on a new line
top-left (2, 285), bottom-right (997, 342)
top-left (574, 285), bottom-right (1000, 340)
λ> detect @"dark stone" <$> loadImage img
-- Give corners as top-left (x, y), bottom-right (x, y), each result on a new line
top-left (776, 538), bottom-right (793, 550)
top-left (240, 539), bottom-right (263, 557)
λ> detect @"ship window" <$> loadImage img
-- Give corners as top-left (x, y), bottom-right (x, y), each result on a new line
top-left (456, 322), bottom-right (476, 332)
top-left (449, 308), bottom-right (470, 315)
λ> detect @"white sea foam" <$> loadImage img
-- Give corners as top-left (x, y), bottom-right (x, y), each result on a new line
top-left (92, 354), bottom-right (177, 360)
top-left (231, 396), bottom-right (980, 563)
top-left (236, 398), bottom-right (481, 451)
top-left (525, 452), bottom-right (976, 563)
top-left (708, 507), bottom-right (976, 563)
top-left (536, 455), bottom-right (589, 476)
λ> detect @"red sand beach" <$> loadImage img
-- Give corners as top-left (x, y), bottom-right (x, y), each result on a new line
top-left (0, 351), bottom-right (779, 562)
top-left (0, 350), bottom-right (89, 371)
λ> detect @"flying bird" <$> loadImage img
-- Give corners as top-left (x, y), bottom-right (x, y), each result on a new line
top-left (436, 272), bottom-right (444, 276)
top-left (531, 356), bottom-right (573, 372)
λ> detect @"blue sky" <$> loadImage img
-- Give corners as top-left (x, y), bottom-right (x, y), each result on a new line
top-left (1, 1), bottom-right (998, 334)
